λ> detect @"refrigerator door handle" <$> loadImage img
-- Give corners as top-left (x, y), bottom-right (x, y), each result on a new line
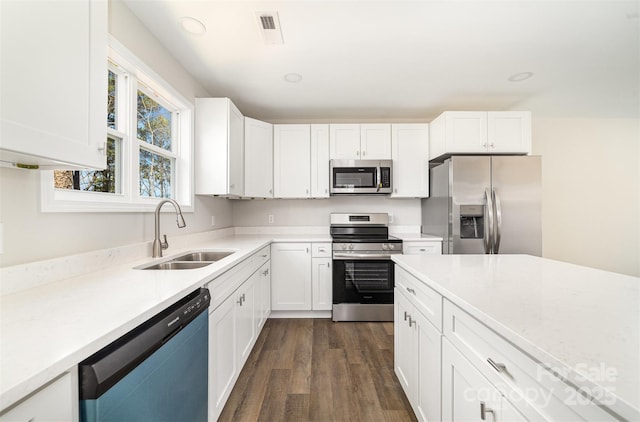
top-left (493, 188), bottom-right (502, 254)
top-left (484, 188), bottom-right (494, 254)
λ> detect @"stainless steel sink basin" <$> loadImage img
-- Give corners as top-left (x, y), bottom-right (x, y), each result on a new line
top-left (135, 249), bottom-right (236, 270)
top-left (172, 251), bottom-right (234, 262)
top-left (142, 261), bottom-right (213, 270)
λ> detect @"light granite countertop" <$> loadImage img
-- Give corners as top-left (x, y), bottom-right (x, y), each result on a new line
top-left (0, 232), bottom-right (331, 411)
top-left (392, 254), bottom-right (640, 420)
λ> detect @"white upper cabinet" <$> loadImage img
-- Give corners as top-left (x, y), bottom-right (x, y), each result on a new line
top-left (0, 0), bottom-right (108, 170)
top-left (391, 124), bottom-right (429, 198)
top-left (429, 111), bottom-right (531, 161)
top-left (273, 124), bottom-right (311, 198)
top-left (244, 117), bottom-right (273, 198)
top-left (329, 123), bottom-right (391, 160)
top-left (487, 111), bottom-right (532, 153)
top-left (360, 124), bottom-right (392, 159)
top-left (310, 124), bottom-right (330, 198)
top-left (329, 124), bottom-right (360, 159)
top-left (195, 98), bottom-right (244, 196)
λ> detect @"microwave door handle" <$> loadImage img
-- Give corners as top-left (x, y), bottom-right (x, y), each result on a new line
top-left (376, 166), bottom-right (381, 192)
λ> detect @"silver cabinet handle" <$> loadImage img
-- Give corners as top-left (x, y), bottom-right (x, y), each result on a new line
top-left (480, 401), bottom-right (495, 420)
top-left (487, 358), bottom-right (506, 373)
top-left (406, 287), bottom-right (416, 295)
top-left (261, 254), bottom-right (268, 258)
top-left (328, 262), bottom-right (330, 268)
top-left (306, 247), bottom-right (309, 253)
top-left (362, 150), bottom-right (366, 156)
top-left (404, 311), bottom-right (409, 321)
top-left (318, 248), bottom-right (326, 252)
top-left (408, 316), bottom-right (415, 327)
top-left (230, 184), bottom-right (235, 189)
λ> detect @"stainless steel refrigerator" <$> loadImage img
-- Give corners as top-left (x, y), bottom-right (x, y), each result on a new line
top-left (421, 156), bottom-right (541, 255)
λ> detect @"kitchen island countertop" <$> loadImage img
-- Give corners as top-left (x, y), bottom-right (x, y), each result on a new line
top-left (392, 253), bottom-right (640, 420)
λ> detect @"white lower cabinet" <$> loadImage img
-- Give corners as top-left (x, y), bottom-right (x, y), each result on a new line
top-left (271, 243), bottom-right (312, 310)
top-left (0, 371), bottom-right (77, 421)
top-left (395, 287), bottom-right (442, 422)
top-left (442, 338), bottom-right (524, 422)
top-left (403, 241), bottom-right (442, 255)
top-left (311, 258), bottom-right (331, 310)
top-left (208, 248), bottom-right (270, 421)
top-left (271, 242), bottom-right (332, 311)
top-left (256, 261), bottom-right (271, 330)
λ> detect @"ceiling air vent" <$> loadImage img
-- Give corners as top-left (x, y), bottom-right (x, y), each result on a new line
top-left (256, 12), bottom-right (284, 44)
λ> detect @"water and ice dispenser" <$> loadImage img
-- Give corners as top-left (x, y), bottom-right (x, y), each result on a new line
top-left (459, 205), bottom-right (484, 239)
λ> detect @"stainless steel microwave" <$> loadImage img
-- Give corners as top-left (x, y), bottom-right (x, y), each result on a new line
top-left (329, 159), bottom-right (392, 195)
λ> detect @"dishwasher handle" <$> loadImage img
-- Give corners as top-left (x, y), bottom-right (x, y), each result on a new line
top-left (79, 288), bottom-right (210, 400)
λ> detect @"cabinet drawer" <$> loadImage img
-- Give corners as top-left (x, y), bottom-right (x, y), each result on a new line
top-left (312, 242), bottom-right (331, 258)
top-left (209, 247), bottom-right (270, 310)
top-left (0, 372), bottom-right (74, 421)
top-left (403, 242), bottom-right (441, 255)
top-left (255, 245), bottom-right (270, 264)
top-left (395, 266), bottom-right (442, 331)
top-left (443, 300), bottom-right (616, 421)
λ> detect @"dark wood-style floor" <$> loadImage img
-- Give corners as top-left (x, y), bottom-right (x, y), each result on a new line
top-left (218, 318), bottom-right (417, 422)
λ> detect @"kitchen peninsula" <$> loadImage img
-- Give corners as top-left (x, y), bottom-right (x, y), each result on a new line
top-left (392, 254), bottom-right (639, 421)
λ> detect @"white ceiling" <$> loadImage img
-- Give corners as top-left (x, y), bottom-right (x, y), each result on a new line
top-left (123, 0), bottom-right (639, 121)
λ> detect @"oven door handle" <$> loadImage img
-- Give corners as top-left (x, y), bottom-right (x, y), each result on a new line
top-left (333, 253), bottom-right (393, 260)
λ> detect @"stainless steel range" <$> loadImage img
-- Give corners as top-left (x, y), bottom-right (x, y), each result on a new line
top-left (331, 213), bottom-right (402, 322)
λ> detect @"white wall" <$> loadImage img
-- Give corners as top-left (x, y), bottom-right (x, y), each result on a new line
top-left (533, 117), bottom-right (639, 277)
top-left (232, 197), bottom-right (421, 229)
top-left (0, 0), bottom-right (233, 267)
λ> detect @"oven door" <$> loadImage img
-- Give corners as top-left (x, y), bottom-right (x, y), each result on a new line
top-left (332, 258), bottom-right (394, 304)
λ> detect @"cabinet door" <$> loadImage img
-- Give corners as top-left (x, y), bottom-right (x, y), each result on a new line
top-left (414, 311), bottom-right (442, 422)
top-left (311, 257), bottom-right (332, 310)
top-left (394, 289), bottom-right (416, 400)
top-left (360, 124), bottom-right (391, 159)
top-left (244, 117), bottom-right (273, 198)
top-left (228, 101), bottom-right (245, 196)
top-left (256, 262), bottom-right (271, 330)
top-left (0, 0), bottom-right (107, 169)
top-left (487, 111), bottom-right (531, 154)
top-left (329, 124), bottom-right (361, 159)
top-left (442, 339), bottom-right (501, 422)
top-left (310, 124), bottom-right (330, 198)
top-left (391, 124), bottom-right (429, 198)
top-left (236, 273), bottom-right (256, 366)
top-left (195, 98), bottom-right (244, 196)
top-left (270, 243), bottom-right (312, 310)
top-left (0, 372), bottom-right (75, 422)
top-left (273, 125), bottom-right (311, 198)
top-left (209, 298), bottom-right (237, 420)
top-left (445, 112), bottom-right (488, 153)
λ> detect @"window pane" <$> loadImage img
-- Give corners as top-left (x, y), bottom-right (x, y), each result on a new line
top-left (54, 137), bottom-right (119, 193)
top-left (137, 90), bottom-right (172, 151)
top-left (139, 149), bottom-right (172, 198)
top-left (107, 70), bottom-right (117, 129)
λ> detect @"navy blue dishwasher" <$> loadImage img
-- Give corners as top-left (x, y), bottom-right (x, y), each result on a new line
top-left (79, 288), bottom-right (210, 422)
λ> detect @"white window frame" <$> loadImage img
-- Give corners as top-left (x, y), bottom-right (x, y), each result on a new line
top-left (41, 36), bottom-right (194, 212)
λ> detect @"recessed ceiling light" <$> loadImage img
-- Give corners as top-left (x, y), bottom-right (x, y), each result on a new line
top-left (508, 72), bottom-right (534, 82)
top-left (284, 73), bottom-right (302, 83)
top-left (180, 17), bottom-right (206, 35)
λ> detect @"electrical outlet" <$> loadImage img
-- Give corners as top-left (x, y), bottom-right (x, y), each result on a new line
top-left (388, 213), bottom-right (394, 224)
top-left (211, 215), bottom-right (215, 226)
top-left (268, 214), bottom-right (274, 224)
